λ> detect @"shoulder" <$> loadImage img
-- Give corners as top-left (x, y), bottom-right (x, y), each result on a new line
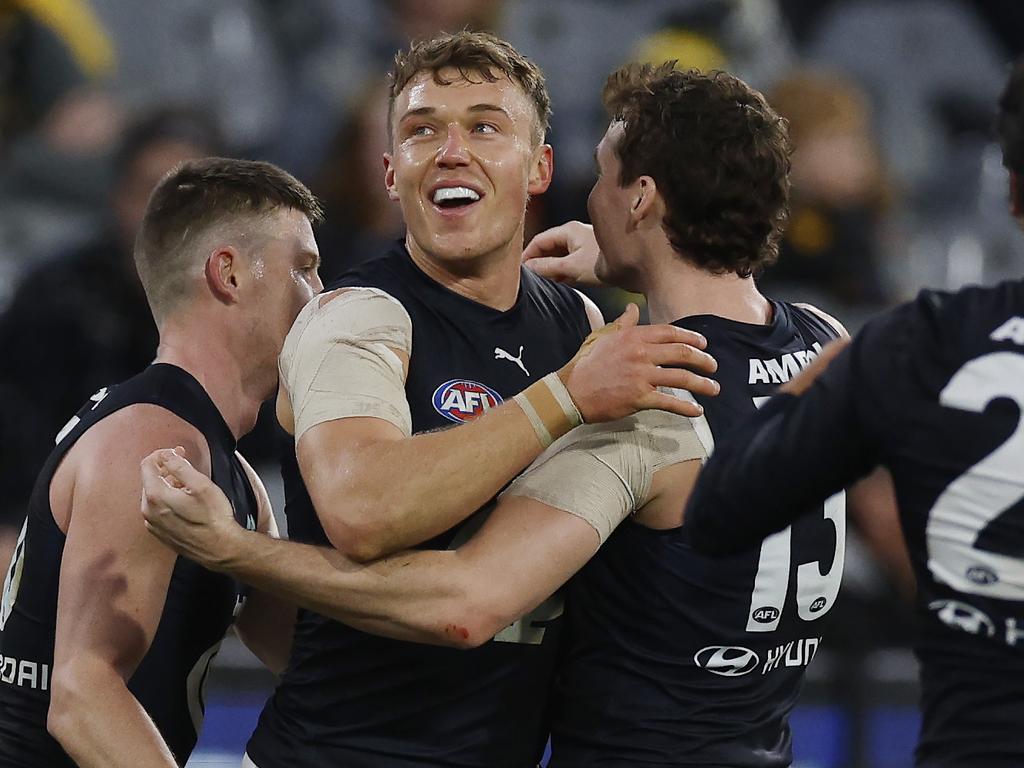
top-left (76, 404), bottom-right (211, 476)
top-left (794, 302), bottom-right (849, 339)
top-left (282, 288), bottom-right (413, 366)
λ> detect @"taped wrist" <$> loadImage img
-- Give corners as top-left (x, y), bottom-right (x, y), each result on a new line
top-left (513, 373), bottom-right (583, 447)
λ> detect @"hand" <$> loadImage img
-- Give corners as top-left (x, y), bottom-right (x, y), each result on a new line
top-left (140, 448), bottom-right (241, 570)
top-left (523, 221), bottom-right (602, 286)
top-left (559, 304), bottom-right (720, 421)
top-left (779, 337), bottom-right (850, 396)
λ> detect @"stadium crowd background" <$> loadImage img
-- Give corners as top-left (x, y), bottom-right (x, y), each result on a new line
top-left (0, 1), bottom-right (1022, 766)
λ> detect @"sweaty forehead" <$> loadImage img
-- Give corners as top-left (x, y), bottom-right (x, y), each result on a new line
top-left (398, 68), bottom-right (531, 117)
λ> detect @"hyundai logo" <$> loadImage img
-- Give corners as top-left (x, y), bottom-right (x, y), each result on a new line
top-left (694, 645), bottom-right (760, 677)
top-left (929, 599), bottom-right (996, 638)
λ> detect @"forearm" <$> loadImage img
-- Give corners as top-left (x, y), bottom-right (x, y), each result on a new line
top-left (49, 666), bottom-right (177, 768)
top-left (308, 396), bottom-right (551, 560)
top-left (217, 530), bottom-right (487, 647)
top-left (685, 389), bottom-right (873, 555)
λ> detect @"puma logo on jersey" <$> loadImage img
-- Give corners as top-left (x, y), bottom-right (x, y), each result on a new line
top-left (494, 346), bottom-right (529, 376)
top-left (747, 344), bottom-right (823, 385)
top-left (990, 316), bottom-right (1024, 345)
top-left (432, 379), bottom-right (503, 423)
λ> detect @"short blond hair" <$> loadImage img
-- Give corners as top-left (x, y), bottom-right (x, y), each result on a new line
top-left (388, 30), bottom-right (551, 145)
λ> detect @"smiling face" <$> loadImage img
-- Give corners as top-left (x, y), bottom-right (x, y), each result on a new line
top-left (385, 68), bottom-right (553, 271)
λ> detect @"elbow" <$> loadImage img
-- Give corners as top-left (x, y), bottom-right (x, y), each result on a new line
top-left (441, 593), bottom-right (519, 651)
top-left (47, 666), bottom-right (91, 746)
top-left (316, 490), bottom-right (405, 563)
top-left (321, 512), bottom-right (392, 563)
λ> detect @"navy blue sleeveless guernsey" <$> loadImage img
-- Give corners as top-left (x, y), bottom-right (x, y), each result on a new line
top-left (686, 279), bottom-right (1024, 767)
top-left (0, 364), bottom-right (257, 767)
top-left (248, 242), bottom-right (590, 767)
top-left (550, 301), bottom-right (844, 768)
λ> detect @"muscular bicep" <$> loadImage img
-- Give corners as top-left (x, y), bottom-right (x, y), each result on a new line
top-left (53, 410), bottom-right (208, 680)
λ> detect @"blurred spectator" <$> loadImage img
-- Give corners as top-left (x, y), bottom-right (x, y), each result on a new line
top-left (0, 0), bottom-right (115, 152)
top-left (762, 69), bottom-right (894, 306)
top-left (0, 107), bottom-right (218, 570)
top-left (312, 78), bottom-right (403, 282)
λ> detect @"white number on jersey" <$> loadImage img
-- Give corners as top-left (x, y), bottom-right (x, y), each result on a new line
top-left (926, 352), bottom-right (1024, 600)
top-left (743, 397), bottom-right (846, 632)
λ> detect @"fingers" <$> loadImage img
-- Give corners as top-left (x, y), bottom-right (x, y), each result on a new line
top-left (645, 343), bottom-right (718, 375)
top-left (523, 224), bottom-right (573, 262)
top-left (650, 368), bottom-right (720, 399)
top-left (522, 255), bottom-right (574, 282)
top-left (642, 390), bottom-right (707, 418)
top-left (631, 323), bottom-right (707, 349)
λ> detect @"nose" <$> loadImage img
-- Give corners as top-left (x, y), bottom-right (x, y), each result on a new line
top-left (436, 124), bottom-right (471, 168)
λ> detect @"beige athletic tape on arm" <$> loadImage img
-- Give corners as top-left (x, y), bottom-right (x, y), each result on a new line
top-left (501, 409), bottom-right (707, 542)
top-left (279, 287), bottom-right (413, 441)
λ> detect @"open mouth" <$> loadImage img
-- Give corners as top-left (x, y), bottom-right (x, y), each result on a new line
top-left (430, 185), bottom-right (483, 212)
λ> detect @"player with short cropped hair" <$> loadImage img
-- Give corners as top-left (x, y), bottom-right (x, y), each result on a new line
top-left (0, 157), bottom-right (324, 768)
top-left (139, 62), bottom-right (866, 767)
top-left (680, 56), bottom-right (1024, 768)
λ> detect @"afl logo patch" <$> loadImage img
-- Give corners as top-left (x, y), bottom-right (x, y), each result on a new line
top-left (432, 379), bottom-right (503, 423)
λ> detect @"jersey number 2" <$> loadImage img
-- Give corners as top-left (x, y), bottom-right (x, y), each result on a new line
top-left (926, 352), bottom-right (1024, 600)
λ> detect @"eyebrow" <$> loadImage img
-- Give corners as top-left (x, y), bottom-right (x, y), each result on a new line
top-left (398, 103), bottom-right (512, 123)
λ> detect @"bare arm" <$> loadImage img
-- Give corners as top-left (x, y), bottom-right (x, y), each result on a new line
top-left (47, 407), bottom-right (207, 768)
top-left (286, 292), bottom-right (717, 561)
top-left (141, 411), bottom-right (705, 648)
top-left (232, 454), bottom-right (296, 675)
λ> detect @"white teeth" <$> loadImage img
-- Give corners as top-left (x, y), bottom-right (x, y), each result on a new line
top-left (432, 186), bottom-right (481, 204)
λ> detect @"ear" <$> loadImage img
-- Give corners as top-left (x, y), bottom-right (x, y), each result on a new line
top-left (628, 176), bottom-right (661, 228)
top-left (1011, 171), bottom-right (1023, 219)
top-left (527, 144), bottom-right (554, 196)
top-left (204, 246), bottom-right (242, 305)
top-left (384, 153), bottom-right (400, 202)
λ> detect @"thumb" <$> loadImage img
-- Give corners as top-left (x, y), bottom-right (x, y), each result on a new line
top-left (610, 303), bottom-right (640, 330)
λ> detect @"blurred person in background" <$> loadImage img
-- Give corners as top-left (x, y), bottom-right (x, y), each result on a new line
top-left (312, 78), bottom-right (404, 282)
top-left (762, 69), bottom-right (893, 308)
top-left (0, 107), bottom-right (219, 573)
top-left (0, 0), bottom-right (116, 154)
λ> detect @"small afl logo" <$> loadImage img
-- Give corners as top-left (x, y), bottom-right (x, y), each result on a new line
top-left (809, 597), bottom-right (827, 613)
top-left (966, 565), bottom-right (999, 586)
top-left (694, 645), bottom-right (760, 677)
top-left (432, 379), bottom-right (503, 423)
top-left (751, 606), bottom-right (779, 624)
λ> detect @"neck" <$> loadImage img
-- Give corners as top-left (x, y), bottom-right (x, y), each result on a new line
top-left (405, 233), bottom-right (522, 311)
top-left (641, 248), bottom-right (771, 326)
top-left (154, 315), bottom-right (265, 441)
